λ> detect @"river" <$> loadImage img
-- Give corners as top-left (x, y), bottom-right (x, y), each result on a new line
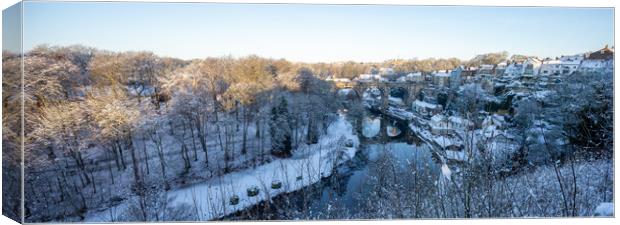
top-left (224, 115), bottom-right (444, 220)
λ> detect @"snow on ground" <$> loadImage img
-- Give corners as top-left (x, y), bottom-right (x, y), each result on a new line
top-left (84, 114), bottom-right (359, 221)
top-left (409, 124), bottom-right (434, 145)
top-left (441, 164), bottom-right (452, 181)
top-left (594, 203), bottom-right (614, 216)
top-left (499, 159), bottom-right (613, 217)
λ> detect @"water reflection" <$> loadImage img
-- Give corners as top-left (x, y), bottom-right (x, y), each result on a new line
top-left (362, 115), bottom-right (406, 140)
top-left (362, 116), bottom-right (380, 138)
top-left (306, 142), bottom-right (440, 218)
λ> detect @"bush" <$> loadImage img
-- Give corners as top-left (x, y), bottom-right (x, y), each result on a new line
top-left (247, 186), bottom-right (260, 197)
top-left (229, 195), bottom-right (240, 205)
top-left (271, 180), bottom-right (282, 189)
top-left (345, 139), bottom-right (354, 147)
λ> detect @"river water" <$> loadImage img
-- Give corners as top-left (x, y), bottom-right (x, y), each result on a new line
top-left (226, 115), bottom-right (443, 220)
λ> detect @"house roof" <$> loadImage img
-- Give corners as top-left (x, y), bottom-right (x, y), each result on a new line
top-left (586, 45), bottom-right (614, 60)
top-left (542, 60), bottom-right (561, 65)
top-left (413, 100), bottom-right (440, 109)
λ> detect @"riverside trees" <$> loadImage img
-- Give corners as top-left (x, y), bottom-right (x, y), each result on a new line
top-left (10, 45), bottom-right (341, 222)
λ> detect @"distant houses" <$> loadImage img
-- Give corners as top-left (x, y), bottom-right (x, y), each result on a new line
top-left (432, 70), bottom-right (451, 87)
top-left (332, 45), bottom-right (613, 109)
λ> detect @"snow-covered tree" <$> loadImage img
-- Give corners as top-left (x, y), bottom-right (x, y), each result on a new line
top-left (270, 97), bottom-right (293, 157)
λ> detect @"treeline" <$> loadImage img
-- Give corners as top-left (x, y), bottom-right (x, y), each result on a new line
top-left (302, 51), bottom-right (509, 79)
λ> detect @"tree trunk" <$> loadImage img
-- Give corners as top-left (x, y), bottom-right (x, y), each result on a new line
top-left (196, 115), bottom-right (209, 166)
top-left (116, 141), bottom-right (127, 170)
top-left (186, 121), bottom-right (198, 161)
top-left (141, 135), bottom-right (150, 175)
top-left (242, 110), bottom-right (249, 155)
top-left (127, 133), bottom-right (143, 188)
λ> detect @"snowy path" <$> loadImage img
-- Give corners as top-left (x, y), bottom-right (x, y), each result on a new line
top-left (84, 114), bottom-right (359, 221)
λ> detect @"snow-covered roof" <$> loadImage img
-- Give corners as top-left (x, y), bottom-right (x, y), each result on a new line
top-left (358, 74), bottom-right (382, 80)
top-left (407, 72), bottom-right (422, 77)
top-left (586, 45), bottom-right (614, 60)
top-left (542, 60), bottom-right (561, 65)
top-left (434, 72), bottom-right (450, 77)
top-left (330, 78), bottom-right (351, 82)
top-left (482, 114), bottom-right (505, 126)
top-left (448, 116), bottom-right (473, 126)
top-left (532, 90), bottom-right (554, 100)
top-left (430, 114), bottom-right (446, 123)
top-left (337, 88), bottom-right (355, 96)
top-left (413, 100), bottom-right (440, 109)
top-left (479, 64), bottom-right (494, 70)
top-left (560, 59), bottom-right (582, 65)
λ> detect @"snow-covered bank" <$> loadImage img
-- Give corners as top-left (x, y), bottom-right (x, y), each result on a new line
top-left (84, 114), bottom-right (359, 221)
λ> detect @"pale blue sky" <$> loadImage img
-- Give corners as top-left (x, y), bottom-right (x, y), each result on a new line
top-left (15, 1), bottom-right (615, 62)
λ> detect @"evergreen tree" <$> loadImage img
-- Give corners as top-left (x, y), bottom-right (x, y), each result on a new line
top-left (270, 97), bottom-right (293, 157)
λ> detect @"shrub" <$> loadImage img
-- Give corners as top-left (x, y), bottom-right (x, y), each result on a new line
top-left (247, 186), bottom-right (260, 197)
top-left (229, 195), bottom-right (240, 205)
top-left (271, 180), bottom-right (282, 189)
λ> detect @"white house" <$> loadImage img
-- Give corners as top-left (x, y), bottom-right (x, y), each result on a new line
top-left (523, 57), bottom-right (542, 76)
top-left (358, 74), bottom-right (383, 80)
top-left (495, 61), bottom-right (508, 75)
top-left (504, 62), bottom-right (524, 77)
top-left (406, 72), bottom-right (424, 82)
top-left (397, 72), bottom-right (424, 82)
top-left (433, 70), bottom-right (451, 87)
top-left (448, 116), bottom-right (474, 131)
top-left (477, 64), bottom-right (495, 75)
top-left (450, 66), bottom-right (464, 89)
top-left (539, 59), bottom-right (562, 75)
top-left (429, 115), bottom-right (473, 135)
top-left (559, 55), bottom-right (583, 75)
top-left (412, 100), bottom-right (442, 118)
top-left (430, 115), bottom-right (451, 135)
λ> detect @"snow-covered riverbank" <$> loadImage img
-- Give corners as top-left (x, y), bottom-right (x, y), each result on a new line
top-left (84, 114), bottom-right (359, 221)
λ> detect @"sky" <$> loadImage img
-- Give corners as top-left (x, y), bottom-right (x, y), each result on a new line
top-left (8, 1), bottom-right (615, 62)
top-left (2, 2), bottom-right (21, 54)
